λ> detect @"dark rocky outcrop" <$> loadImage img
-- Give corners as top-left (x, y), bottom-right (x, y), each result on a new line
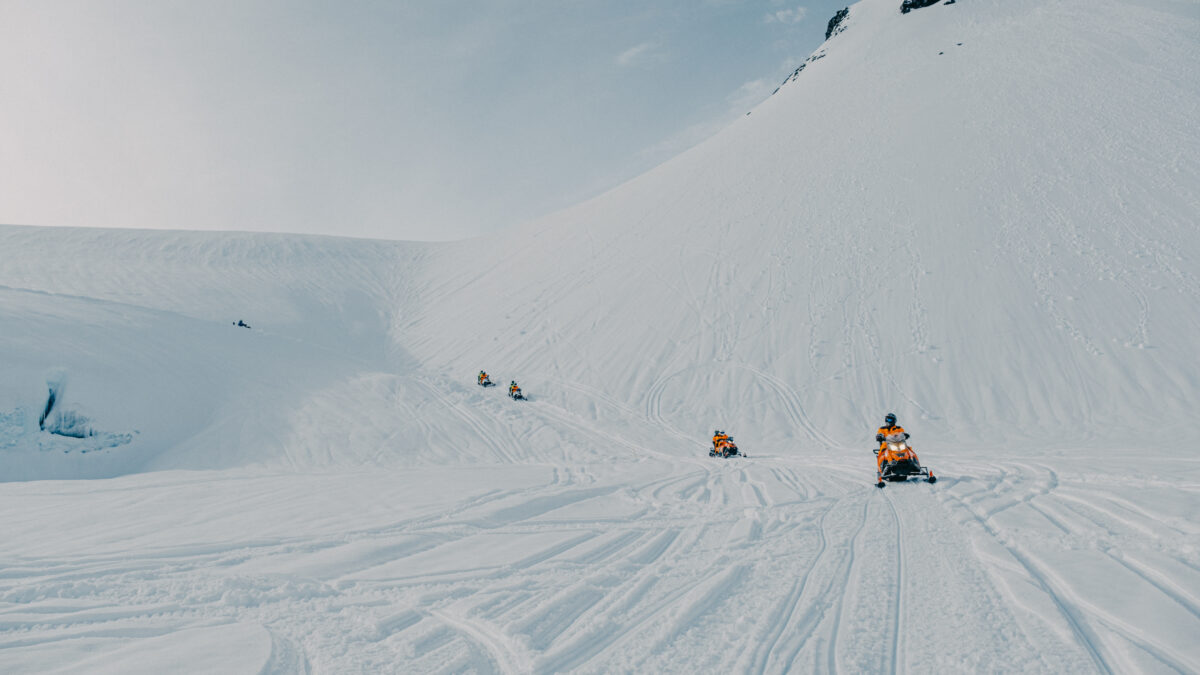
top-left (826, 7), bottom-right (849, 40)
top-left (901, 0), bottom-right (940, 13)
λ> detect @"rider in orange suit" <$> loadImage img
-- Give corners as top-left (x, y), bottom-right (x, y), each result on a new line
top-left (875, 413), bottom-right (915, 471)
top-left (712, 430), bottom-right (730, 453)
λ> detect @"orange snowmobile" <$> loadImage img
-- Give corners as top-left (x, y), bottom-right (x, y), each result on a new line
top-left (709, 431), bottom-right (740, 458)
top-left (875, 433), bottom-right (935, 487)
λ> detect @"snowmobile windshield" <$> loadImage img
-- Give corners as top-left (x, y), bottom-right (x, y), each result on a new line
top-left (884, 433), bottom-right (907, 443)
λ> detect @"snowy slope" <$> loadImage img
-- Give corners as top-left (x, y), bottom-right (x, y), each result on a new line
top-left (0, 228), bottom-right (426, 478)
top-left (409, 0), bottom-right (1200, 450)
top-left (2, 0), bottom-right (1199, 672)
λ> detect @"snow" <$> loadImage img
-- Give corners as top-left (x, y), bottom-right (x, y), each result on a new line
top-left (2, 0), bottom-right (1199, 672)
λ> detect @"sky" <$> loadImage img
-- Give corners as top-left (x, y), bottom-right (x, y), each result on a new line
top-left (0, 0), bottom-right (851, 241)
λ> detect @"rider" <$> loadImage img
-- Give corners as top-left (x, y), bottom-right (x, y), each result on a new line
top-left (478, 371), bottom-right (489, 385)
top-left (509, 381), bottom-right (521, 397)
top-left (875, 413), bottom-right (912, 470)
top-left (712, 429), bottom-right (729, 453)
top-left (875, 413), bottom-right (907, 449)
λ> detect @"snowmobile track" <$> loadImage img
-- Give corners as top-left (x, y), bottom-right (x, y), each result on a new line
top-left (937, 484), bottom-right (1117, 673)
top-left (884, 490), bottom-right (905, 675)
top-left (738, 495), bottom-right (838, 673)
top-left (824, 495), bottom-right (872, 675)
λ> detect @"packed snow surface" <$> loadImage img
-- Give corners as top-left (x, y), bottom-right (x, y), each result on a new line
top-left (2, 0), bottom-right (1199, 672)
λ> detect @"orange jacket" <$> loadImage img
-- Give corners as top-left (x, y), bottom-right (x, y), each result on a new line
top-left (479, 372), bottom-right (488, 384)
top-left (713, 433), bottom-right (729, 447)
top-left (510, 384), bottom-right (520, 394)
top-left (876, 425), bottom-right (906, 450)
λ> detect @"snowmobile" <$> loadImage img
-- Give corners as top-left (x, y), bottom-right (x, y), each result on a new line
top-left (478, 374), bottom-right (494, 387)
top-left (709, 436), bottom-right (740, 458)
top-left (508, 386), bottom-right (525, 401)
top-left (875, 433), bottom-right (935, 487)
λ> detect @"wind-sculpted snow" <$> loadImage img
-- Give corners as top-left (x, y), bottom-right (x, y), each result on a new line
top-left (1, 0), bottom-right (1199, 671)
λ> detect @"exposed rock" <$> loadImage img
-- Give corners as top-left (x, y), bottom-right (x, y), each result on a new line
top-left (775, 50), bottom-right (831, 95)
top-left (901, 0), bottom-right (940, 13)
top-left (826, 7), bottom-right (850, 40)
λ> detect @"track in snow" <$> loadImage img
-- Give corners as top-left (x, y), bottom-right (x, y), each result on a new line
top-left (4, 379), bottom-right (1196, 674)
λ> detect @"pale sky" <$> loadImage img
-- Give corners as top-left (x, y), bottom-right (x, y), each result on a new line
top-left (0, 1), bottom-right (849, 241)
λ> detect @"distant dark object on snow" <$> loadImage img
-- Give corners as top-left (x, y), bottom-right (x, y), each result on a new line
top-left (901, 0), bottom-right (941, 13)
top-left (234, 320), bottom-right (251, 329)
top-left (826, 7), bottom-right (849, 40)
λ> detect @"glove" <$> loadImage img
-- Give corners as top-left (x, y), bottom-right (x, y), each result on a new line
top-left (875, 434), bottom-right (883, 443)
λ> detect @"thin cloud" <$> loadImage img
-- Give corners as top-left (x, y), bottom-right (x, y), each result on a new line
top-left (637, 46), bottom-right (809, 161)
top-left (616, 42), bottom-right (659, 67)
top-left (766, 6), bottom-right (808, 24)
top-left (632, 73), bottom-right (776, 168)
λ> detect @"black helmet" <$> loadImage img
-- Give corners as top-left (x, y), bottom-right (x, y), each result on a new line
top-left (885, 413), bottom-right (897, 426)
